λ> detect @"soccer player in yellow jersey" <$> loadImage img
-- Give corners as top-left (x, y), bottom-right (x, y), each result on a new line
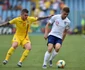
top-left (0, 9), bottom-right (52, 67)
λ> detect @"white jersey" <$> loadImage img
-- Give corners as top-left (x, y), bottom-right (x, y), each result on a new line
top-left (48, 14), bottom-right (71, 39)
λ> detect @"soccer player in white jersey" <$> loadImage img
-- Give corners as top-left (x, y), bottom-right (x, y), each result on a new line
top-left (42, 7), bottom-right (70, 69)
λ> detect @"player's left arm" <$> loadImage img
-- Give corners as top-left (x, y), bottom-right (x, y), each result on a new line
top-left (62, 23), bottom-right (70, 42)
top-left (29, 15), bottom-right (53, 23)
top-left (37, 15), bottom-right (53, 20)
top-left (62, 29), bottom-right (68, 42)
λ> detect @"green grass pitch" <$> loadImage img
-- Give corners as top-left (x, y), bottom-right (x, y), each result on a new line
top-left (0, 34), bottom-right (85, 70)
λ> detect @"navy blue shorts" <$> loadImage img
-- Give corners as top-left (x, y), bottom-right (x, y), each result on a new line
top-left (47, 35), bottom-right (62, 45)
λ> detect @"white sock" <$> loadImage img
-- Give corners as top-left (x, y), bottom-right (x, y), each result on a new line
top-left (49, 49), bottom-right (58, 61)
top-left (43, 51), bottom-right (51, 65)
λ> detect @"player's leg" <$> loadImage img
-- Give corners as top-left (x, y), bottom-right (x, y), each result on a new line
top-left (17, 37), bottom-right (31, 67)
top-left (3, 42), bottom-right (18, 65)
top-left (42, 35), bottom-right (55, 68)
top-left (49, 43), bottom-right (62, 67)
top-left (49, 38), bottom-right (62, 67)
top-left (43, 43), bottom-right (53, 69)
top-left (3, 35), bottom-right (20, 65)
top-left (17, 43), bottom-right (31, 67)
top-left (49, 49), bottom-right (58, 67)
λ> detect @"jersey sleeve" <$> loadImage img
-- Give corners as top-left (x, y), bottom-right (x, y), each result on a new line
top-left (48, 15), bottom-right (57, 24)
top-left (9, 18), bottom-right (17, 24)
top-left (65, 21), bottom-right (70, 30)
top-left (28, 17), bottom-right (38, 23)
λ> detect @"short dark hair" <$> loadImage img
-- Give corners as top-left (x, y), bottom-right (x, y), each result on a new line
top-left (63, 7), bottom-right (70, 13)
top-left (21, 9), bottom-right (29, 14)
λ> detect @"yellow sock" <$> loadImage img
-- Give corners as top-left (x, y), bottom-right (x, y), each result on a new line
top-left (5, 47), bottom-right (15, 61)
top-left (19, 50), bottom-right (30, 62)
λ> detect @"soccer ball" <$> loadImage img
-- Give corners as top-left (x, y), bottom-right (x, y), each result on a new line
top-left (56, 60), bottom-right (66, 68)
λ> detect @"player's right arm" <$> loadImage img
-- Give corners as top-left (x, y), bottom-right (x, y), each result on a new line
top-left (0, 18), bottom-right (17, 26)
top-left (44, 15), bottom-right (56, 40)
top-left (44, 22), bottom-right (51, 40)
top-left (0, 22), bottom-right (10, 26)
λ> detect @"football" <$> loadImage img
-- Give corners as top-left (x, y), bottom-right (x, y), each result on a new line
top-left (56, 60), bottom-right (66, 68)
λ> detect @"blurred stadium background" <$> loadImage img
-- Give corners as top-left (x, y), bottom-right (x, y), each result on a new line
top-left (0, 0), bottom-right (85, 34)
top-left (0, 0), bottom-right (85, 70)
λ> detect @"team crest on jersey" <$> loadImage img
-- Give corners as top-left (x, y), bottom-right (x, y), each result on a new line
top-left (26, 20), bottom-right (29, 24)
top-left (64, 21), bottom-right (68, 25)
top-left (56, 21), bottom-right (59, 26)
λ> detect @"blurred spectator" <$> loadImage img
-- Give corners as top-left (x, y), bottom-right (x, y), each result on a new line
top-left (43, 0), bottom-right (51, 14)
top-left (50, 9), bottom-right (55, 15)
top-left (44, 0), bottom-right (51, 10)
top-left (38, 8), bottom-right (47, 26)
top-left (34, 8), bottom-right (40, 17)
top-left (0, 16), bottom-right (4, 24)
top-left (81, 16), bottom-right (85, 34)
top-left (2, 0), bottom-right (10, 10)
top-left (30, 1), bottom-right (36, 15)
top-left (31, 22), bottom-right (39, 32)
top-left (14, 1), bottom-right (22, 10)
top-left (38, 8), bottom-right (49, 33)
top-left (39, 0), bottom-right (46, 11)
top-left (0, 0), bottom-right (4, 5)
top-left (59, 1), bottom-right (67, 10)
top-left (51, 0), bottom-right (60, 14)
top-left (5, 16), bottom-right (11, 21)
top-left (38, 9), bottom-right (45, 18)
top-left (31, 1), bottom-right (36, 11)
top-left (0, 16), bottom-right (4, 34)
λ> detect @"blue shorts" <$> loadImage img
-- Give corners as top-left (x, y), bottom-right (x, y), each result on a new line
top-left (47, 35), bottom-right (62, 45)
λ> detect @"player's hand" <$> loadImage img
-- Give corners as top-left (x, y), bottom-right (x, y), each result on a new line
top-left (44, 34), bottom-right (48, 40)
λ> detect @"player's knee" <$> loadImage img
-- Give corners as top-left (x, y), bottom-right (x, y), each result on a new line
top-left (12, 42), bottom-right (18, 49)
top-left (55, 43), bottom-right (61, 52)
top-left (26, 46), bottom-right (31, 50)
top-left (48, 44), bottom-right (53, 53)
top-left (55, 46), bottom-right (61, 52)
top-left (13, 46), bottom-right (18, 49)
top-left (48, 48), bottom-right (53, 53)
top-left (24, 43), bottom-right (31, 50)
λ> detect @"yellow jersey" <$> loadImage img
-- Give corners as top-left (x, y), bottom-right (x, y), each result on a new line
top-left (9, 16), bottom-right (37, 37)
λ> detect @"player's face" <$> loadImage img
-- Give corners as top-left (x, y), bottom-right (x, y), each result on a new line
top-left (21, 12), bottom-right (28, 21)
top-left (62, 11), bottom-right (68, 19)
